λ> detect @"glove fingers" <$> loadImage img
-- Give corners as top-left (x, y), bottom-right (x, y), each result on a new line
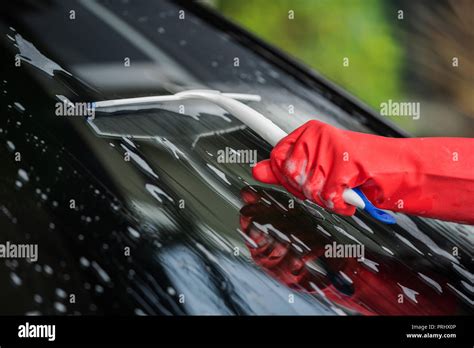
top-left (302, 167), bottom-right (326, 207)
top-left (252, 158), bottom-right (305, 200)
top-left (252, 160), bottom-right (279, 185)
top-left (280, 126), bottom-right (318, 189)
top-left (269, 159), bottom-right (306, 199)
top-left (270, 120), bottom-right (311, 173)
top-left (320, 180), bottom-right (356, 216)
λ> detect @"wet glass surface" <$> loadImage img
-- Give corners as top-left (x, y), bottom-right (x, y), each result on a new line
top-left (0, 0), bottom-right (472, 315)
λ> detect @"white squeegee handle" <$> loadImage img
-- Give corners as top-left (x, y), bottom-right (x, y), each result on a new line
top-left (93, 90), bottom-right (262, 109)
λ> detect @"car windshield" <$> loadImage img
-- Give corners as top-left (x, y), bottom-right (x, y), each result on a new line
top-left (0, 0), bottom-right (472, 315)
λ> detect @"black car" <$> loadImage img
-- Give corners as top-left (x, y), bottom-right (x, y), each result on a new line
top-left (0, 0), bottom-right (472, 316)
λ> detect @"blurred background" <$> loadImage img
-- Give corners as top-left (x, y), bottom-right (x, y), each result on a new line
top-left (206, 0), bottom-right (474, 136)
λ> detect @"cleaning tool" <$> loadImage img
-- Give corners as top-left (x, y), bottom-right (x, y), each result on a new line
top-left (90, 90), bottom-right (396, 224)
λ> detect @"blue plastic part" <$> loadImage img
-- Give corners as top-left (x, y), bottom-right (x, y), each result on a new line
top-left (353, 188), bottom-right (396, 224)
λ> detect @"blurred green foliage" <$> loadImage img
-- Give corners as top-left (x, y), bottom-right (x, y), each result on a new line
top-left (214, 0), bottom-right (409, 128)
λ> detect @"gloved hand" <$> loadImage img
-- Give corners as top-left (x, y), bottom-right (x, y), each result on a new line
top-left (253, 120), bottom-right (474, 224)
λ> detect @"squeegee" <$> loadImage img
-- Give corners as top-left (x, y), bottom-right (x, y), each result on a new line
top-left (92, 90), bottom-right (396, 224)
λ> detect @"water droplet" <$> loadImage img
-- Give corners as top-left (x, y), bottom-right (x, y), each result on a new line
top-left (13, 102), bottom-right (25, 113)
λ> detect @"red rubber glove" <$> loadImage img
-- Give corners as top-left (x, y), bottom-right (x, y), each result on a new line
top-left (253, 120), bottom-right (474, 224)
